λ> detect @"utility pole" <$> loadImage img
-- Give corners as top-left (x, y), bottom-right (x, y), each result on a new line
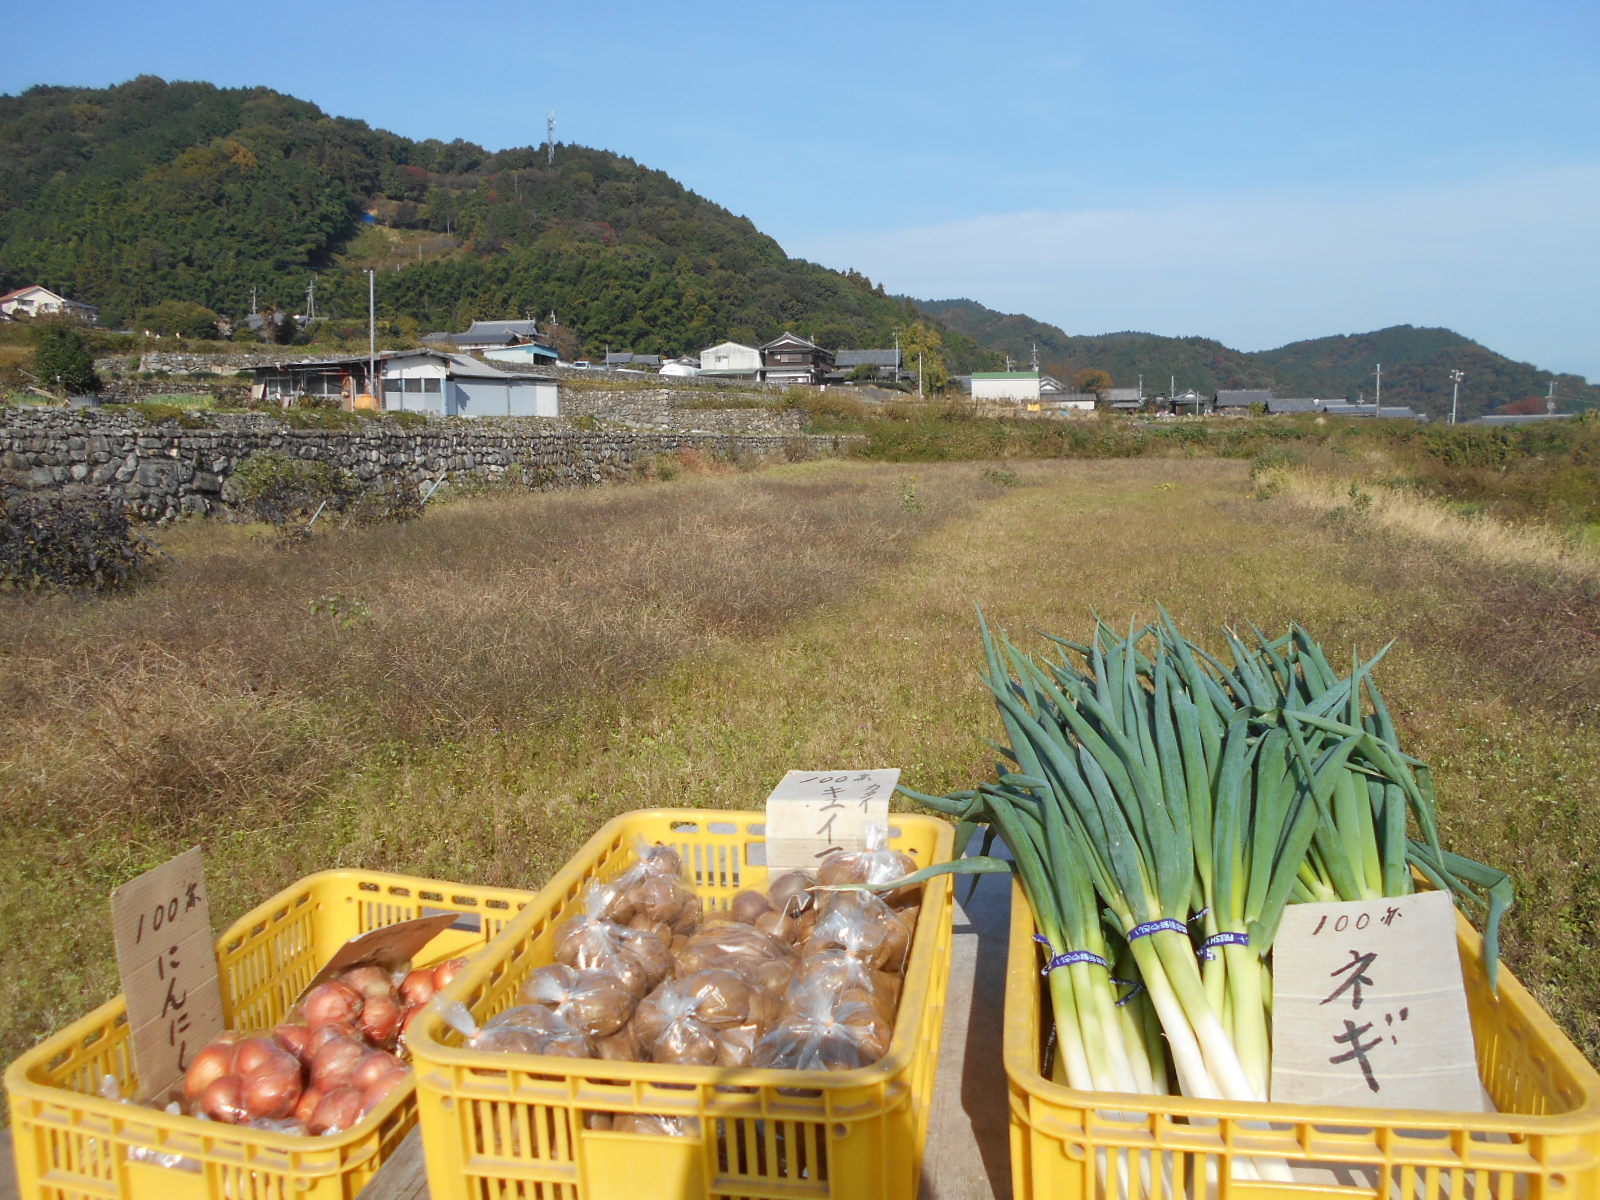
top-left (367, 269), bottom-right (377, 410)
top-left (1449, 369), bottom-right (1463, 426)
top-left (1137, 373), bottom-right (1143, 400)
top-left (893, 331), bottom-right (901, 383)
top-left (1373, 362), bottom-right (1382, 417)
top-left (305, 278), bottom-right (317, 323)
top-left (1030, 342), bottom-right (1038, 372)
top-left (1547, 381), bottom-right (1558, 414)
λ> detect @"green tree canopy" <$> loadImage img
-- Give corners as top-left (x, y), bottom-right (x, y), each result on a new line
top-left (134, 300), bottom-right (220, 338)
top-left (32, 323), bottom-right (99, 394)
top-left (899, 320), bottom-right (950, 393)
top-left (1073, 368), bottom-right (1113, 394)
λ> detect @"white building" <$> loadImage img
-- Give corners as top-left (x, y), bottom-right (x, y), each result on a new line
top-left (249, 350), bottom-right (557, 417)
top-left (697, 341), bottom-right (762, 380)
top-left (658, 356), bottom-right (701, 377)
top-left (381, 350), bottom-right (557, 417)
top-left (0, 284), bottom-right (98, 324)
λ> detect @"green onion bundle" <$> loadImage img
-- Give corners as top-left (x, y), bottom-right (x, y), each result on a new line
top-left (900, 611), bottom-right (1512, 1113)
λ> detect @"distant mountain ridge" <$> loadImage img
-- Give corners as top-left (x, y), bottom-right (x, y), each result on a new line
top-left (0, 77), bottom-right (994, 369)
top-left (919, 299), bottom-right (1597, 421)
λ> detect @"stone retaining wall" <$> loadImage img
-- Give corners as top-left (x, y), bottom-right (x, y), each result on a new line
top-left (0, 407), bottom-right (857, 522)
top-left (560, 388), bottom-right (802, 435)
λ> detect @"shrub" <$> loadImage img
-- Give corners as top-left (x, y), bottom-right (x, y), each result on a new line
top-left (223, 451), bottom-right (360, 526)
top-left (0, 493), bottom-right (154, 594)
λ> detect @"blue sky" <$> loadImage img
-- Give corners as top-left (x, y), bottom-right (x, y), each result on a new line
top-left (7, 0), bottom-right (1598, 380)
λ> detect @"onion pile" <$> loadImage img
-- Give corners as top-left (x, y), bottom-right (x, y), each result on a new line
top-left (470, 840), bottom-right (924, 1135)
top-left (176, 955), bottom-right (467, 1135)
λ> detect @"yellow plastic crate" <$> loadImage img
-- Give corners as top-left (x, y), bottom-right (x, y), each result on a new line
top-left (1004, 878), bottom-right (1600, 1200)
top-left (6, 869), bottom-right (535, 1200)
top-left (409, 808), bottom-right (955, 1200)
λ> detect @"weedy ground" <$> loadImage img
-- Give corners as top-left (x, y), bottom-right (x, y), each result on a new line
top-left (2, 454), bottom-right (1597, 1074)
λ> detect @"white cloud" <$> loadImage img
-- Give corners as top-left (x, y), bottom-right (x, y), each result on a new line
top-left (792, 167), bottom-right (1600, 380)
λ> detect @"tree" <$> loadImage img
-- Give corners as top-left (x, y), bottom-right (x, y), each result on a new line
top-left (1074, 368), bottom-right (1113, 395)
top-left (899, 320), bottom-right (949, 394)
top-left (1500, 396), bottom-right (1547, 416)
top-left (543, 317), bottom-right (582, 362)
top-left (135, 300), bottom-right (221, 338)
top-left (33, 323), bottom-right (100, 394)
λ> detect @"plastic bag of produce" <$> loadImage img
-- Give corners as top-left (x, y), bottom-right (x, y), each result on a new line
top-left (553, 884), bottom-right (673, 998)
top-left (804, 889), bottom-right (912, 973)
top-left (517, 963), bottom-right (637, 1039)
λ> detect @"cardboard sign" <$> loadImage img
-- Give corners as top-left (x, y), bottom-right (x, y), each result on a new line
top-left (764, 769), bottom-right (898, 873)
top-left (293, 911), bottom-right (463, 1005)
top-left (1271, 890), bottom-right (1483, 1111)
top-left (110, 847), bottom-right (225, 1104)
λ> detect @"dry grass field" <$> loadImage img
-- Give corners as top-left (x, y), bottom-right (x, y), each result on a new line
top-left (3, 453), bottom-right (1598, 1075)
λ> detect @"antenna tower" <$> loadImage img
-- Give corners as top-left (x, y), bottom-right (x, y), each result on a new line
top-left (546, 111), bottom-right (556, 165)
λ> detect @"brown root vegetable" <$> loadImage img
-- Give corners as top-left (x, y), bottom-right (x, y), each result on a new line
top-left (592, 1024), bottom-right (641, 1062)
top-left (519, 964), bottom-right (635, 1039)
top-left (357, 994), bottom-right (403, 1048)
top-left (308, 1087), bottom-right (364, 1136)
top-left (814, 836), bottom-right (920, 909)
top-left (199, 1075), bottom-right (247, 1123)
top-left (633, 981), bottom-right (718, 1066)
top-left (271, 1022), bottom-right (311, 1059)
top-left (183, 1041), bottom-right (237, 1103)
top-left (359, 1066), bottom-right (410, 1116)
top-left (399, 969), bottom-right (437, 1007)
top-left (241, 1056), bottom-right (303, 1121)
top-left (753, 997), bottom-right (891, 1073)
top-left (753, 909), bottom-right (797, 945)
top-left (470, 1005), bottom-right (592, 1058)
top-left (672, 923), bottom-right (794, 980)
top-left (294, 1086), bottom-right (325, 1125)
top-left (301, 982), bottom-right (364, 1029)
top-left (729, 890), bottom-right (772, 925)
top-left (232, 1036), bottom-right (287, 1077)
top-left (553, 890), bottom-right (673, 999)
top-left (430, 958), bottom-right (469, 992)
top-left (339, 965), bottom-right (397, 1001)
top-left (765, 870), bottom-right (817, 918)
top-left (310, 1033), bottom-right (367, 1090)
top-left (805, 891), bottom-right (912, 972)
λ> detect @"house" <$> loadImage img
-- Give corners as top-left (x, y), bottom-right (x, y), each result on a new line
top-left (603, 352), bottom-right (663, 370)
top-left (1169, 389), bottom-right (1206, 414)
top-left (1104, 387), bottom-right (1144, 412)
top-left (0, 284), bottom-right (98, 324)
top-left (483, 343), bottom-right (560, 368)
top-left (658, 356), bottom-right (700, 377)
top-left (834, 348), bottom-right (904, 384)
top-left (760, 332), bottom-right (834, 386)
top-left (248, 350), bottom-right (557, 417)
top-left (970, 371), bottom-right (1048, 403)
top-left (1266, 397), bottom-right (1323, 415)
top-left (698, 341), bottom-right (763, 381)
top-left (1320, 403), bottom-right (1425, 421)
top-left (425, 318), bottom-right (545, 352)
top-left (1215, 389), bottom-right (1274, 412)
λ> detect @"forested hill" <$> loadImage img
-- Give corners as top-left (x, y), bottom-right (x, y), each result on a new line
top-left (920, 299), bottom-right (1598, 420)
top-left (0, 77), bottom-right (994, 367)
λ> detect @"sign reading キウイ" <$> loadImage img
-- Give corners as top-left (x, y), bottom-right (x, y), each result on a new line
top-left (110, 847), bottom-right (226, 1104)
top-left (1271, 889), bottom-right (1483, 1111)
top-left (764, 769), bottom-right (898, 873)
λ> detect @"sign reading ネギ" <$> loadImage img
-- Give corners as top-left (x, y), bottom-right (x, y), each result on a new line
top-left (110, 847), bottom-right (225, 1104)
top-left (764, 769), bottom-right (898, 873)
top-left (1271, 889), bottom-right (1483, 1111)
